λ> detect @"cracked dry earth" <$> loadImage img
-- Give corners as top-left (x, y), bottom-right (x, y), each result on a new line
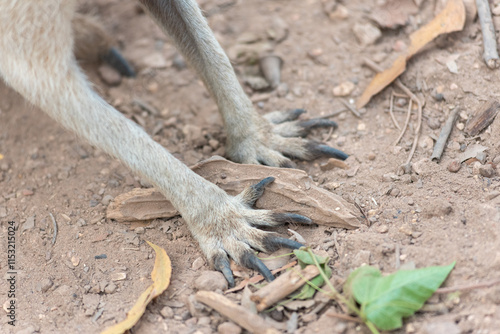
top-left (1, 0), bottom-right (500, 333)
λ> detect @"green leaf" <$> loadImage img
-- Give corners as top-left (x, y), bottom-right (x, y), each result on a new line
top-left (347, 262), bottom-right (455, 331)
top-left (291, 249), bottom-right (332, 300)
top-left (344, 266), bottom-right (381, 310)
top-left (294, 249), bottom-right (329, 268)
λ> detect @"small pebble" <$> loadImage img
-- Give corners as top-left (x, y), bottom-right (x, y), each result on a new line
top-left (456, 122), bottom-right (465, 130)
top-left (390, 188), bottom-right (400, 197)
top-left (399, 223), bottom-right (413, 236)
top-left (160, 306), bottom-right (174, 319)
top-left (376, 224), bottom-right (389, 233)
top-left (101, 195), bottom-right (114, 206)
top-left (194, 271), bottom-right (228, 291)
top-left (37, 278), bottom-right (53, 293)
top-left (447, 160), bottom-right (461, 173)
top-left (104, 282), bottom-right (117, 294)
top-left (192, 257), bottom-right (206, 270)
top-left (479, 164), bottom-right (496, 178)
top-left (332, 81), bottom-right (355, 97)
top-left (134, 226), bottom-right (145, 234)
top-left (218, 322), bottom-right (242, 334)
top-left (98, 65), bottom-right (122, 86)
top-left (367, 152), bottom-right (376, 160)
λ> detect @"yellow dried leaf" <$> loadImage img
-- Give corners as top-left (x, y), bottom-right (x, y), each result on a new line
top-left (356, 0), bottom-right (466, 108)
top-left (101, 241), bottom-right (171, 334)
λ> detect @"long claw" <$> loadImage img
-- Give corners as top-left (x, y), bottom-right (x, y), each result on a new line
top-left (263, 235), bottom-right (304, 252)
top-left (271, 213), bottom-right (312, 225)
top-left (298, 119), bottom-right (338, 132)
top-left (213, 254), bottom-right (235, 288)
top-left (240, 177), bottom-right (275, 206)
top-left (307, 142), bottom-right (348, 161)
top-left (241, 251), bottom-right (274, 282)
top-left (102, 47), bottom-right (136, 77)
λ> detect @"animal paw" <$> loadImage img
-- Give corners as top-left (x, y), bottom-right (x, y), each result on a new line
top-left (225, 109), bottom-right (347, 167)
top-left (188, 176), bottom-right (311, 287)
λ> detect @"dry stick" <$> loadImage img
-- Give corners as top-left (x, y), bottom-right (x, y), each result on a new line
top-left (363, 58), bottom-right (423, 164)
top-left (435, 278), bottom-right (500, 294)
top-left (196, 291), bottom-right (280, 334)
top-left (431, 107), bottom-right (459, 162)
top-left (477, 0), bottom-right (500, 69)
top-left (389, 92), bottom-right (401, 130)
top-left (340, 98), bottom-right (362, 118)
top-left (49, 213), bottom-right (58, 245)
top-left (326, 310), bottom-right (364, 324)
top-left (394, 99), bottom-right (413, 146)
top-left (250, 265), bottom-right (320, 312)
top-left (319, 108), bottom-right (347, 119)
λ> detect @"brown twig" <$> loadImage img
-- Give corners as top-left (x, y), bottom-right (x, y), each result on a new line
top-left (196, 291), bottom-right (280, 334)
top-left (225, 261), bottom-right (297, 294)
top-left (325, 310), bottom-right (364, 324)
top-left (394, 99), bottom-right (413, 146)
top-left (251, 265), bottom-right (320, 312)
top-left (49, 213), bottom-right (58, 245)
top-left (389, 92), bottom-right (401, 130)
top-left (476, 0), bottom-right (500, 69)
top-left (435, 278), bottom-right (500, 294)
top-left (340, 98), bottom-right (362, 118)
top-left (363, 58), bottom-right (423, 164)
top-left (319, 108), bottom-right (347, 119)
top-left (431, 107), bottom-right (459, 162)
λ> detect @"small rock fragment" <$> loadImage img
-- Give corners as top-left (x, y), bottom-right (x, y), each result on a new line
top-left (104, 282), bottom-right (117, 294)
top-left (160, 306), bottom-right (174, 319)
top-left (111, 272), bottom-right (127, 281)
top-left (332, 81), bottom-right (355, 97)
top-left (37, 278), bottom-right (53, 293)
top-left (218, 322), bottom-right (242, 334)
top-left (352, 22), bottom-right (382, 46)
top-left (194, 271), bottom-right (228, 291)
top-left (192, 257), bottom-right (206, 270)
top-left (479, 164), bottom-right (496, 178)
top-left (22, 215), bottom-right (35, 232)
top-left (447, 160), bottom-right (461, 173)
top-left (399, 223), bottom-right (413, 236)
top-left (376, 224), bottom-right (389, 233)
top-left (98, 65), bottom-right (122, 86)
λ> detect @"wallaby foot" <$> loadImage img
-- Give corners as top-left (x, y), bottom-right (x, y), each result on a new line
top-left (226, 108), bottom-right (347, 168)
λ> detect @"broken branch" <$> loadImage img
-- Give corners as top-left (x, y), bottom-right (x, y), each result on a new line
top-left (476, 0), bottom-right (500, 69)
top-left (431, 107), bottom-right (459, 162)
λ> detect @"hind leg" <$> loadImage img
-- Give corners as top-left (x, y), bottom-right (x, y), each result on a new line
top-left (0, 0), bottom-right (311, 286)
top-left (139, 0), bottom-right (347, 167)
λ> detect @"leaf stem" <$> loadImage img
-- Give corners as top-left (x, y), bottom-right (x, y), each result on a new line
top-left (306, 248), bottom-right (380, 334)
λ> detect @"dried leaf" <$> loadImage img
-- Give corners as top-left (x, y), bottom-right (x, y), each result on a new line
top-left (108, 157), bottom-right (361, 229)
top-left (101, 241), bottom-right (171, 334)
top-left (357, 0), bottom-right (465, 108)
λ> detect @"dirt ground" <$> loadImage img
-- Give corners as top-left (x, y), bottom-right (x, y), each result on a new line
top-left (1, 0), bottom-right (500, 333)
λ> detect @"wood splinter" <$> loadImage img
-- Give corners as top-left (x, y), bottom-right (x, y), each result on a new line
top-left (431, 107), bottom-right (459, 162)
top-left (196, 291), bottom-right (280, 334)
top-left (250, 265), bottom-right (320, 312)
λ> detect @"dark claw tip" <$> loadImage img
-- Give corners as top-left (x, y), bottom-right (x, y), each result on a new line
top-left (213, 254), bottom-right (235, 288)
top-left (272, 213), bottom-right (312, 225)
top-left (263, 236), bottom-right (304, 252)
top-left (103, 47), bottom-right (136, 77)
top-left (298, 119), bottom-right (338, 130)
top-left (290, 108), bottom-right (307, 117)
top-left (241, 251), bottom-right (274, 282)
top-left (318, 145), bottom-right (348, 160)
